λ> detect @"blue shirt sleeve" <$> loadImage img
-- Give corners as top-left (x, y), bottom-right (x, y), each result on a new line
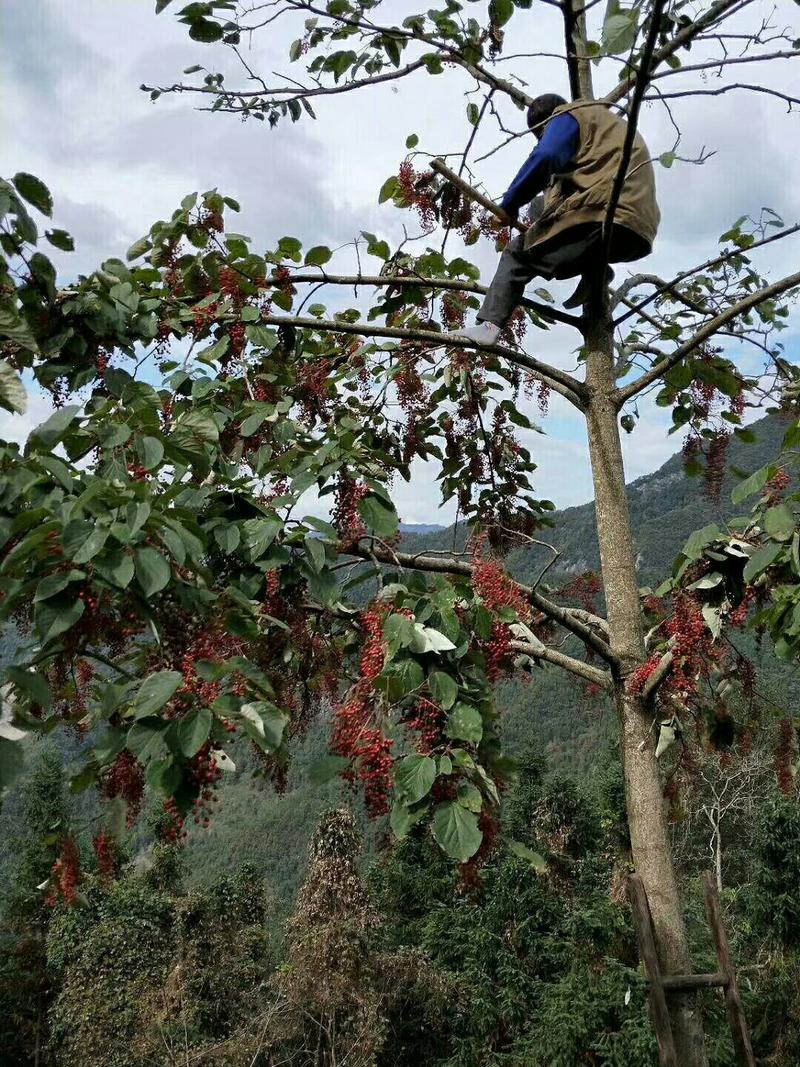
top-left (500, 113), bottom-right (580, 217)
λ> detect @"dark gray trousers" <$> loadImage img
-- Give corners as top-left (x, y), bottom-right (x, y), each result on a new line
top-left (478, 224), bottom-right (602, 326)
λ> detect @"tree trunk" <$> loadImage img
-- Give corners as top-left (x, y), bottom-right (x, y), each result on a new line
top-left (582, 309), bottom-right (708, 1065)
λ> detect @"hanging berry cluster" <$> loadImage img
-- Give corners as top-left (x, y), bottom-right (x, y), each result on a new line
top-left (102, 751), bottom-right (145, 828)
top-left (331, 472), bottom-right (368, 548)
top-left (45, 837), bottom-right (81, 907)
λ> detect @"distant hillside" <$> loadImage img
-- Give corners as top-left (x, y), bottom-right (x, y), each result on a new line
top-left (400, 413), bottom-right (790, 584)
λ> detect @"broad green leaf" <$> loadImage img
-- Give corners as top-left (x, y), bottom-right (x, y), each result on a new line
top-left (743, 541), bottom-right (783, 584)
top-left (0, 361), bottom-right (26, 414)
top-left (238, 701), bottom-right (287, 750)
top-left (432, 801), bottom-right (482, 861)
top-left (45, 228), bottom-right (75, 251)
top-left (29, 405), bottom-right (81, 449)
top-left (214, 524), bottom-right (240, 553)
top-left (390, 800), bottom-right (426, 840)
top-left (137, 435), bottom-right (164, 470)
top-left (33, 571), bottom-right (80, 602)
top-left (178, 707), bottom-right (213, 757)
top-left (135, 670), bottom-right (183, 718)
top-left (429, 670), bottom-right (458, 709)
top-left (135, 547), bottom-right (171, 597)
top-left (456, 781), bottom-right (483, 812)
top-left (127, 719), bottom-right (168, 763)
top-left (446, 704), bottom-right (483, 744)
top-left (13, 172), bottom-right (53, 216)
top-left (682, 523), bottom-right (721, 562)
top-left (304, 245), bottom-right (332, 267)
top-left (72, 526), bottom-right (109, 565)
top-left (395, 753), bottom-right (436, 804)
top-left (147, 758), bottom-right (181, 797)
top-left (358, 493), bottom-right (398, 537)
top-left (764, 503), bottom-right (795, 542)
top-left (34, 595), bottom-right (84, 644)
top-left (732, 465), bottom-right (770, 505)
top-left (308, 754), bottom-right (349, 784)
top-left (6, 665), bottom-right (53, 710)
top-left (94, 548), bottom-right (135, 588)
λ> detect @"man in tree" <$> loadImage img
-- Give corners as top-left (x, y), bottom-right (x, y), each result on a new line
top-left (443, 93), bottom-right (661, 345)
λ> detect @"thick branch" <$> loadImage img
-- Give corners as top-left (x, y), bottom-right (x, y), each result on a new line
top-left (641, 650), bottom-right (674, 701)
top-left (259, 313), bottom-right (588, 407)
top-left (616, 269), bottom-right (800, 404)
top-left (431, 158), bottom-right (526, 232)
top-left (352, 545), bottom-right (617, 666)
top-left (509, 639), bottom-right (612, 689)
top-left (279, 271), bottom-right (579, 327)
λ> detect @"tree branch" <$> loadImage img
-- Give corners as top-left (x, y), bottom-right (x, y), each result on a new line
top-left (351, 545), bottom-right (618, 667)
top-left (616, 268), bottom-right (800, 404)
top-left (644, 83), bottom-right (800, 109)
top-left (509, 639), bottom-right (613, 689)
top-left (614, 223), bottom-right (800, 327)
top-left (602, 0), bottom-right (666, 256)
top-left (259, 313), bottom-right (589, 408)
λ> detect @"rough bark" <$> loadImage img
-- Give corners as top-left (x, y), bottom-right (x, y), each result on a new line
top-left (582, 309), bottom-right (708, 1066)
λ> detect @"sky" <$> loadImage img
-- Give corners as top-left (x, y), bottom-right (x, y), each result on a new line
top-left (1, 0), bottom-right (799, 523)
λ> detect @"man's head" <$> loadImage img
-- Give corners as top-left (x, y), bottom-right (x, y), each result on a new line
top-left (526, 93), bottom-right (568, 139)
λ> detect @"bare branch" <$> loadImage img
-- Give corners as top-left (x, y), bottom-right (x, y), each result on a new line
top-left (647, 48), bottom-right (800, 82)
top-left (259, 314), bottom-right (589, 408)
top-left (616, 268), bottom-right (800, 404)
top-left (644, 82), bottom-right (800, 109)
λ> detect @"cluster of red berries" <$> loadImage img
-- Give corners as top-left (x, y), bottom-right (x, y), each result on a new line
top-left (92, 831), bottom-right (117, 886)
top-left (189, 742), bottom-right (223, 827)
top-left (160, 797), bottom-right (187, 845)
top-left (775, 718), bottom-right (796, 796)
top-left (404, 697), bottom-right (445, 753)
top-left (359, 606), bottom-right (387, 681)
top-left (296, 357), bottom-right (332, 425)
top-left (330, 682), bottom-right (394, 816)
top-left (627, 655), bottom-right (660, 695)
top-left (198, 208), bottom-right (224, 232)
top-left (95, 349), bottom-right (109, 378)
top-left (45, 837), bottom-right (81, 907)
top-left (441, 292), bottom-right (466, 330)
top-left (765, 467), bottom-right (791, 503)
top-left (219, 266), bottom-right (241, 301)
top-left (501, 306), bottom-right (527, 346)
top-left (729, 587), bottom-right (754, 628)
top-left (559, 571), bottom-right (603, 614)
top-left (127, 462), bottom-right (148, 481)
top-left (473, 557), bottom-right (529, 619)
top-left (484, 620), bottom-right (513, 680)
top-left (331, 473), bottom-right (368, 547)
top-left (102, 750), bottom-right (145, 828)
top-left (192, 300), bottom-right (220, 336)
top-left (397, 160), bottom-right (437, 230)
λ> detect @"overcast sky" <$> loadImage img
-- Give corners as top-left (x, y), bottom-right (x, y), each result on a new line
top-left (1, 0), bottom-right (799, 523)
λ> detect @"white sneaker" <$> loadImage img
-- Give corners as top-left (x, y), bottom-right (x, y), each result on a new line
top-left (440, 322), bottom-right (501, 347)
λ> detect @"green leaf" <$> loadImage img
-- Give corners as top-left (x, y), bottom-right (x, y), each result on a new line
top-left (34, 595), bottom-right (84, 644)
top-left (429, 670), bottom-right (458, 710)
top-left (466, 102), bottom-right (480, 126)
top-left (602, 9), bottom-right (638, 54)
top-left (456, 781), bottom-right (483, 812)
top-left (395, 753), bottom-right (436, 804)
top-left (764, 503), bottom-right (795, 542)
top-left (188, 18), bottom-right (224, 42)
top-left (135, 547), bottom-right (172, 597)
top-left (45, 228), bottom-right (75, 251)
top-left (137, 435), bottom-right (164, 470)
top-left (13, 172), bottom-right (53, 216)
top-left (147, 758), bottom-right (181, 797)
top-left (178, 707), bottom-right (213, 757)
top-left (304, 245), bottom-right (332, 267)
top-left (127, 719), bottom-right (167, 763)
top-left (71, 526), bottom-right (109, 565)
top-left (743, 541), bottom-right (783, 584)
top-left (238, 701), bottom-right (287, 750)
top-left (214, 524), bottom-right (240, 553)
top-left (94, 548), bottom-right (135, 589)
top-left (446, 704), bottom-right (483, 744)
top-left (155, 0), bottom-right (175, 12)
top-left (358, 493), bottom-right (398, 537)
top-left (29, 405), bottom-right (81, 449)
top-left (305, 534), bottom-right (326, 571)
top-left (405, 134), bottom-right (419, 149)
top-left (135, 671), bottom-right (183, 718)
top-left (490, 0), bottom-right (514, 26)
top-left (378, 175), bottom-right (399, 204)
top-left (432, 801), bottom-right (482, 861)
top-left (658, 152), bottom-right (675, 169)
top-left (682, 523), bottom-right (721, 562)
top-left (6, 666), bottom-right (53, 710)
top-left (308, 754), bottom-right (349, 784)
top-left (732, 465), bottom-right (770, 504)
top-left (0, 361), bottom-right (26, 415)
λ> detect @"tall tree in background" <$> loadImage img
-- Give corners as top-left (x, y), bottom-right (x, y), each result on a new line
top-left (1, 1), bottom-right (800, 1062)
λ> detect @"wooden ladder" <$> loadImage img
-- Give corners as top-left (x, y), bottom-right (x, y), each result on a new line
top-left (628, 871), bottom-right (755, 1067)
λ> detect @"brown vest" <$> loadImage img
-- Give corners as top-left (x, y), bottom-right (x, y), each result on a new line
top-left (524, 101), bottom-right (660, 260)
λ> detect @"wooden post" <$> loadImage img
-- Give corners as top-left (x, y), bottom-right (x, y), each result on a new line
top-left (628, 874), bottom-right (678, 1067)
top-left (702, 872), bottom-right (756, 1067)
